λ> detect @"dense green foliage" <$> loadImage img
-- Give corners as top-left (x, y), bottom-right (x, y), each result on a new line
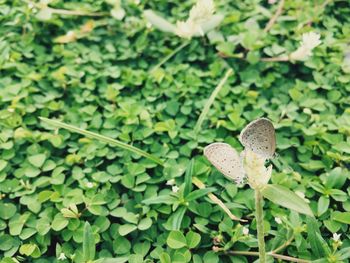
top-left (1, 0), bottom-right (350, 262)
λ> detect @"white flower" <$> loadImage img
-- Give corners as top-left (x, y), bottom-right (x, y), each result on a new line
top-left (333, 233), bottom-right (341, 242)
top-left (172, 185), bottom-right (179, 193)
top-left (58, 253), bottom-right (66, 260)
top-left (175, 20), bottom-right (202, 39)
top-left (166, 179), bottom-right (175, 186)
top-left (290, 32), bottom-right (321, 60)
top-left (86, 182), bottom-right (94, 188)
top-left (243, 150), bottom-right (272, 189)
top-left (189, 0), bottom-right (215, 24)
top-left (242, 227), bottom-right (249, 235)
top-left (174, 0), bottom-right (215, 39)
top-left (275, 217), bottom-right (282, 224)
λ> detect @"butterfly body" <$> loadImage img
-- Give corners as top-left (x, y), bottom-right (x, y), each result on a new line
top-left (204, 118), bottom-right (276, 185)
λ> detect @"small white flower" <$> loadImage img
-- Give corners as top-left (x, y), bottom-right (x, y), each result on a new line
top-left (290, 32), bottom-right (321, 60)
top-left (58, 252), bottom-right (66, 260)
top-left (275, 217), bottom-right (282, 224)
top-left (174, 0), bottom-right (215, 39)
top-left (172, 185), bottom-right (179, 193)
top-left (243, 150), bottom-right (272, 189)
top-left (86, 182), bottom-right (94, 188)
top-left (175, 20), bottom-right (201, 39)
top-left (242, 227), bottom-right (249, 235)
top-left (7, 108), bottom-right (15, 113)
top-left (189, 0), bottom-right (215, 24)
top-left (166, 179), bottom-right (175, 186)
top-left (333, 233), bottom-right (341, 242)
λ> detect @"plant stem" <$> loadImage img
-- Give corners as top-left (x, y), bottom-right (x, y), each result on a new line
top-left (255, 189), bottom-right (266, 263)
top-left (264, 0), bottom-right (285, 33)
top-left (194, 68), bottom-right (233, 134)
top-left (226, 251), bottom-right (310, 263)
top-left (149, 41), bottom-right (190, 73)
top-left (192, 177), bottom-right (246, 222)
top-left (270, 234), bottom-right (295, 254)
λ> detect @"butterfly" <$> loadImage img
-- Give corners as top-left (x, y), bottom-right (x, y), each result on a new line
top-left (204, 118), bottom-right (276, 184)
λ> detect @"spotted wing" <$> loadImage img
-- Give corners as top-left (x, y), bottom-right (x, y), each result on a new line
top-left (239, 118), bottom-right (276, 159)
top-left (204, 143), bottom-right (245, 183)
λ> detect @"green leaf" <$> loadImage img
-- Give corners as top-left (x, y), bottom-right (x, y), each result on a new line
top-left (28, 154), bottom-right (46, 168)
top-left (184, 159), bottom-right (194, 196)
top-left (142, 195), bottom-right (177, 205)
top-left (0, 203), bottom-right (16, 219)
top-left (0, 234), bottom-right (15, 251)
top-left (186, 231), bottom-right (201, 248)
top-left (317, 196), bottom-right (329, 217)
top-left (185, 187), bottom-right (216, 202)
top-left (0, 160), bottom-right (7, 172)
top-left (138, 217), bottom-right (152, 231)
top-left (19, 244), bottom-right (41, 258)
top-left (143, 10), bottom-right (176, 33)
top-left (306, 216), bottom-right (330, 258)
top-left (261, 184), bottom-right (313, 216)
top-left (51, 213), bottom-right (68, 231)
top-left (167, 230), bottom-right (187, 249)
top-left (119, 224), bottom-right (137, 236)
top-left (332, 211), bottom-right (350, 224)
top-left (39, 117), bottom-right (164, 166)
top-left (160, 252), bottom-right (172, 263)
top-left (83, 222), bottom-right (95, 261)
top-left (167, 206), bottom-right (187, 230)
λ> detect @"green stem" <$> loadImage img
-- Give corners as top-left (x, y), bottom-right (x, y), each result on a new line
top-left (150, 41), bottom-right (190, 73)
top-left (194, 68), bottom-right (233, 134)
top-left (226, 251), bottom-right (310, 263)
top-left (255, 189), bottom-right (266, 263)
top-left (39, 117), bottom-right (164, 165)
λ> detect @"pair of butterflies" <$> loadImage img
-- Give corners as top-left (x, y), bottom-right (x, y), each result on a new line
top-left (204, 118), bottom-right (276, 184)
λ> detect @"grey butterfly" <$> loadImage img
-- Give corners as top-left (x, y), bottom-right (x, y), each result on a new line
top-left (204, 143), bottom-right (245, 184)
top-left (239, 118), bottom-right (276, 159)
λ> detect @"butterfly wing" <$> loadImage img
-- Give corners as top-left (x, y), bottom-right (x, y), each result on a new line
top-left (204, 143), bottom-right (245, 183)
top-left (239, 118), bottom-right (276, 159)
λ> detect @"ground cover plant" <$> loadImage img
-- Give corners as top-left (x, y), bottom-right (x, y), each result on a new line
top-left (1, 0), bottom-right (350, 262)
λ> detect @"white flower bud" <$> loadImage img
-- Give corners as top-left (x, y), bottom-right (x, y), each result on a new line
top-left (189, 0), bottom-right (215, 24)
top-left (290, 32), bottom-right (321, 61)
top-left (242, 227), bottom-right (249, 235)
top-left (174, 0), bottom-right (215, 39)
top-left (332, 233), bottom-right (341, 242)
top-left (172, 185), bottom-right (179, 193)
top-left (58, 253), bottom-right (66, 260)
top-left (166, 179), bottom-right (175, 186)
top-left (275, 217), bottom-right (282, 224)
top-left (243, 149), bottom-right (272, 189)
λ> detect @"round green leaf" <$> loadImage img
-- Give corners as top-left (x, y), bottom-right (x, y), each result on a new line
top-left (28, 154), bottom-right (46, 168)
top-left (167, 230), bottom-right (187, 249)
top-left (186, 231), bottom-right (201, 248)
top-left (0, 203), bottom-right (16, 219)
